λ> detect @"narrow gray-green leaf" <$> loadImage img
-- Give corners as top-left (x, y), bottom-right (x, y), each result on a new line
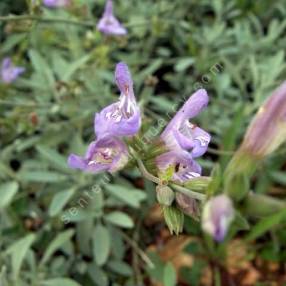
top-left (93, 224), bottom-right (110, 266)
top-left (40, 229), bottom-right (74, 265)
top-left (0, 181), bottom-right (19, 210)
top-left (163, 262), bottom-right (177, 286)
top-left (49, 188), bottom-right (76, 217)
top-left (6, 234), bottom-right (36, 279)
top-left (41, 278), bottom-right (81, 286)
top-left (105, 212), bottom-right (134, 228)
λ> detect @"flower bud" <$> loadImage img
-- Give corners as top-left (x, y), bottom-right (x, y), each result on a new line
top-left (156, 185), bottom-right (175, 206)
top-left (162, 206), bottom-right (184, 235)
top-left (175, 193), bottom-right (200, 220)
top-left (202, 194), bottom-right (234, 242)
top-left (241, 81), bottom-right (286, 158)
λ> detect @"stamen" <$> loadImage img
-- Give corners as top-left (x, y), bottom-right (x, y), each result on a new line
top-left (196, 136), bottom-right (209, 146)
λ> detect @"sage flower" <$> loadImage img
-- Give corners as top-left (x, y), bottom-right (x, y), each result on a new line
top-left (1, 58), bottom-right (25, 84)
top-left (161, 89), bottom-right (211, 158)
top-left (43, 0), bottom-right (69, 7)
top-left (94, 62), bottom-right (141, 138)
top-left (202, 194), bottom-right (234, 242)
top-left (156, 150), bottom-right (201, 183)
top-left (97, 0), bottom-right (127, 36)
top-left (68, 136), bottom-right (128, 174)
top-left (241, 81), bottom-right (286, 157)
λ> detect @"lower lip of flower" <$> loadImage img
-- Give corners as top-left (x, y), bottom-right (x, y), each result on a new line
top-left (105, 96), bottom-right (135, 122)
top-left (195, 136), bottom-right (209, 146)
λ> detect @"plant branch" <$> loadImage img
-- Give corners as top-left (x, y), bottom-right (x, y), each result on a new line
top-left (0, 14), bottom-right (150, 29)
top-left (0, 15), bottom-right (95, 27)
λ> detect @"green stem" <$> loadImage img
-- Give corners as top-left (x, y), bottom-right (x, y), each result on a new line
top-left (0, 14), bottom-right (150, 29)
top-left (0, 15), bottom-right (95, 27)
top-left (171, 184), bottom-right (206, 201)
top-left (135, 155), bottom-right (161, 184)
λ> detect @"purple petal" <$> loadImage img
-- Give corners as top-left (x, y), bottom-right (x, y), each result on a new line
top-left (202, 194), bottom-right (234, 242)
top-left (2, 58), bottom-right (11, 70)
top-left (156, 150), bottom-right (202, 183)
top-left (68, 154), bottom-right (87, 170)
top-left (1, 58), bottom-right (25, 84)
top-left (43, 0), bottom-right (69, 7)
top-left (94, 62), bottom-right (140, 138)
top-left (161, 89), bottom-right (210, 157)
top-left (67, 137), bottom-right (129, 174)
top-left (97, 0), bottom-right (127, 36)
top-left (115, 62), bottom-right (133, 96)
top-left (104, 0), bottom-right (113, 16)
top-left (94, 103), bottom-right (141, 137)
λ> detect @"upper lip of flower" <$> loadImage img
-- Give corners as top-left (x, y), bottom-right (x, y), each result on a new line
top-left (161, 89), bottom-right (211, 158)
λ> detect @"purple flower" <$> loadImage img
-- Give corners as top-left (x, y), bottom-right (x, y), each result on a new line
top-left (94, 62), bottom-right (141, 138)
top-left (68, 136), bottom-right (128, 174)
top-left (202, 194), bottom-right (234, 242)
top-left (241, 81), bottom-right (286, 157)
top-left (161, 89), bottom-right (211, 158)
top-left (43, 0), bottom-right (69, 7)
top-left (1, 58), bottom-right (25, 84)
top-left (97, 0), bottom-right (127, 36)
top-left (156, 150), bottom-right (201, 183)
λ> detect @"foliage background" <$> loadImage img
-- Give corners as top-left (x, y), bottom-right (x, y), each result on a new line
top-left (0, 0), bottom-right (286, 285)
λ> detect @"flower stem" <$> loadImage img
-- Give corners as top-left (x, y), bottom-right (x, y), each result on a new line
top-left (171, 184), bottom-right (206, 201)
top-left (134, 155), bottom-right (161, 184)
top-left (0, 15), bottom-right (95, 27)
top-left (0, 15), bottom-right (150, 29)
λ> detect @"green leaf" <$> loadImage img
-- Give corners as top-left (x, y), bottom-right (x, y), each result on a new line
top-left (174, 57), bottom-right (195, 72)
top-left (0, 181), bottom-right (19, 210)
top-left (19, 171), bottom-right (67, 183)
top-left (40, 230), bottom-right (74, 265)
top-left (246, 208), bottom-right (286, 241)
top-left (269, 171), bottom-right (286, 186)
top-left (41, 278), bottom-right (81, 286)
top-left (6, 234), bottom-right (36, 279)
top-left (105, 212), bottom-right (134, 228)
top-left (36, 145), bottom-right (69, 171)
top-left (207, 164), bottom-right (222, 196)
top-left (87, 264), bottom-right (109, 286)
top-left (93, 224), bottom-right (110, 266)
top-left (108, 260), bottom-right (133, 276)
top-left (49, 188), bottom-right (76, 217)
top-left (163, 262), bottom-right (177, 286)
top-left (233, 211), bottom-right (250, 231)
top-left (105, 185), bottom-right (146, 208)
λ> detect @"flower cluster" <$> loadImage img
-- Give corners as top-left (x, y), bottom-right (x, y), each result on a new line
top-left (1, 58), bottom-right (25, 84)
top-left (156, 89), bottom-right (211, 183)
top-left (68, 62), bottom-right (140, 173)
top-left (67, 64), bottom-right (221, 238)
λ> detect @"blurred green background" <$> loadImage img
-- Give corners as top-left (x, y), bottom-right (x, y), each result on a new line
top-left (1, 0), bottom-right (286, 285)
